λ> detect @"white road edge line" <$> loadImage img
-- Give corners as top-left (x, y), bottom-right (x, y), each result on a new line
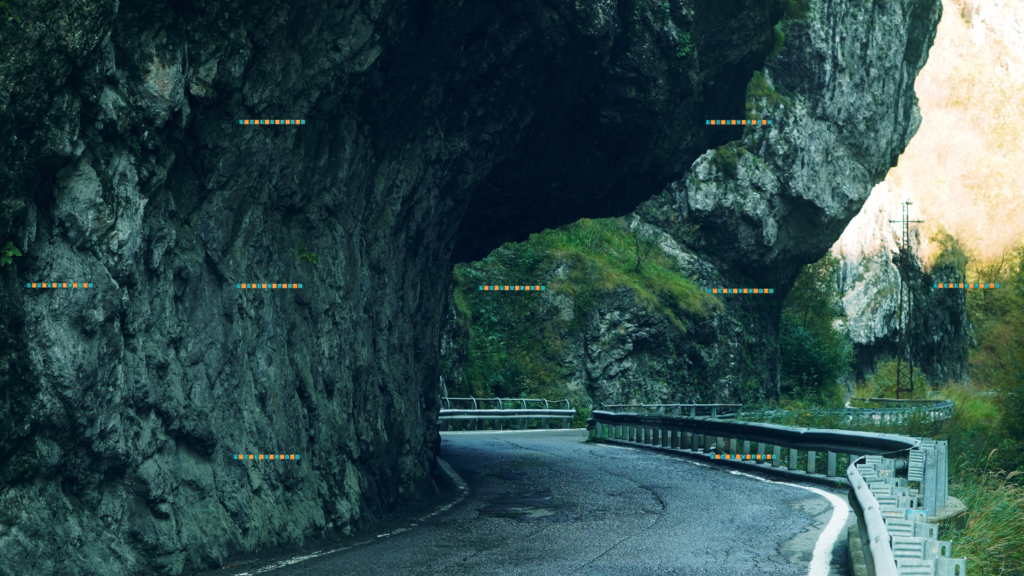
top-left (234, 458), bottom-right (469, 575)
top-left (726, 470), bottom-right (850, 576)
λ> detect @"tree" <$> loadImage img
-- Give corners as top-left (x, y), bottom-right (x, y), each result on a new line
top-left (630, 220), bottom-right (659, 275)
top-left (779, 252), bottom-right (852, 399)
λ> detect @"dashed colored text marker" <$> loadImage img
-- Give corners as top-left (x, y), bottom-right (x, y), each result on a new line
top-left (706, 120), bottom-right (772, 126)
top-left (706, 288), bottom-right (774, 294)
top-left (713, 454), bottom-right (773, 460)
top-left (933, 283), bottom-right (999, 289)
top-left (236, 284), bottom-right (303, 289)
top-left (234, 454), bottom-right (300, 460)
top-left (27, 283), bottom-right (92, 288)
top-left (239, 119), bottom-right (306, 125)
top-left (479, 286), bottom-right (546, 291)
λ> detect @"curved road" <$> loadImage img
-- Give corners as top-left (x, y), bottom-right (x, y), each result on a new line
top-left (209, 429), bottom-right (854, 576)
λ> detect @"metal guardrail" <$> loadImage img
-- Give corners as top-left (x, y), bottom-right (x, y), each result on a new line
top-left (439, 397), bottom-right (575, 430)
top-left (740, 399), bottom-right (954, 425)
top-left (597, 403), bottom-right (742, 419)
top-left (587, 410), bottom-right (967, 576)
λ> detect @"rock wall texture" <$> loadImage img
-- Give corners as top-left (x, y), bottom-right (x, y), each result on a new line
top-left (0, 0), bottom-right (939, 574)
top-left (0, 0), bottom-right (793, 574)
top-left (443, 0), bottom-right (943, 409)
top-left (833, 182), bottom-right (969, 384)
top-left (546, 219), bottom-right (780, 406)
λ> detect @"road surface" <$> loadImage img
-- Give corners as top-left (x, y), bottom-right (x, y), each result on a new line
top-left (208, 429), bottom-right (854, 576)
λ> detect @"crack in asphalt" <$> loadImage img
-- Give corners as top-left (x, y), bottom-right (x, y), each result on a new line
top-left (500, 438), bottom-right (677, 574)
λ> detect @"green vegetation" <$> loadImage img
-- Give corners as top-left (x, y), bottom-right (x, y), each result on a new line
top-left (297, 245), bottom-right (319, 265)
top-left (450, 218), bottom-right (720, 423)
top-left (768, 24), bottom-right (786, 59)
top-left (711, 142), bottom-right (749, 178)
top-left (965, 244), bottom-right (1024, 473)
top-left (745, 71), bottom-right (791, 117)
top-left (854, 357), bottom-right (930, 400)
top-left (778, 252), bottom-right (852, 404)
top-left (1, 0), bottom-right (21, 24)
top-left (0, 241), bottom-right (21, 267)
top-left (750, 238), bottom-right (1024, 574)
top-left (676, 32), bottom-right (692, 58)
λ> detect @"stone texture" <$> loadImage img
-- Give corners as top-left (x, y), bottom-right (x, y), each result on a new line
top-left (0, 0), bottom-right (796, 574)
top-left (832, 181), bottom-right (970, 384)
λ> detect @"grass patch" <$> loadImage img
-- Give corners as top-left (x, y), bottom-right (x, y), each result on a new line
top-left (710, 142), bottom-right (750, 179)
top-left (944, 460), bottom-right (1024, 574)
top-left (745, 71), bottom-right (791, 117)
top-left (854, 357), bottom-right (931, 400)
top-left (742, 383), bottom-right (1024, 573)
top-left (451, 218), bottom-right (720, 408)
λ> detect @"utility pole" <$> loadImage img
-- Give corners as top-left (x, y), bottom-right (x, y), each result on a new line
top-left (890, 201), bottom-right (924, 399)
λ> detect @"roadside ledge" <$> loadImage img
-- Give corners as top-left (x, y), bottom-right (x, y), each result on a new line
top-left (848, 526), bottom-right (868, 576)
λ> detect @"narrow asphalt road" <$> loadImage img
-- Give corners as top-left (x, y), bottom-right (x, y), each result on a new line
top-left (210, 429), bottom-right (855, 576)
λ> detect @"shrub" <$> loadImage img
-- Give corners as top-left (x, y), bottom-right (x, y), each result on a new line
top-left (779, 252), bottom-right (852, 399)
top-left (858, 357), bottom-right (930, 399)
top-left (676, 32), bottom-right (692, 58)
top-left (0, 241), bottom-right (21, 266)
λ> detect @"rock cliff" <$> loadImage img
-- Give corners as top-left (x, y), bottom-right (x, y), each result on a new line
top-left (446, 0), bottom-right (942, 412)
top-left (0, 0), bottom-right (938, 574)
top-left (832, 181), bottom-right (969, 384)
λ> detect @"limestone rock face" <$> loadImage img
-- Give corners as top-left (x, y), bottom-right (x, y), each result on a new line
top-left (0, 0), bottom-right (939, 574)
top-left (559, 237), bottom-right (778, 407)
top-left (833, 182), bottom-right (906, 352)
top-left (0, 0), bottom-right (788, 574)
top-left (662, 0), bottom-right (942, 287)
top-left (832, 182), bottom-right (969, 384)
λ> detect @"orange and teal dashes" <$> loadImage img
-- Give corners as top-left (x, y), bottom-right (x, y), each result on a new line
top-left (239, 119), bottom-right (305, 125)
top-left (479, 286), bottom-right (546, 291)
top-left (26, 283), bottom-right (92, 288)
top-left (706, 288), bottom-right (774, 294)
top-left (934, 283), bottom-right (999, 289)
top-left (706, 120), bottom-right (772, 126)
top-left (713, 454), bottom-right (773, 460)
top-left (234, 454), bottom-right (301, 460)
top-left (236, 284), bottom-right (303, 289)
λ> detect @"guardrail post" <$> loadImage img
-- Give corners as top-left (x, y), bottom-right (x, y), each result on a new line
top-left (671, 430), bottom-right (679, 449)
top-left (772, 445), bottom-right (781, 467)
top-left (757, 443), bottom-right (766, 463)
top-left (789, 448), bottom-right (799, 471)
top-left (807, 451), bottom-right (816, 475)
top-left (924, 446), bottom-right (938, 517)
top-left (743, 440), bottom-right (751, 457)
top-left (661, 428), bottom-right (670, 448)
top-left (717, 436), bottom-right (725, 453)
top-left (563, 418), bottom-right (570, 429)
top-left (689, 406), bottom-right (696, 418)
top-left (703, 434), bottom-right (713, 453)
top-left (711, 407), bottom-right (718, 419)
top-left (595, 422), bottom-right (603, 438)
top-left (938, 440), bottom-right (948, 510)
top-left (827, 451), bottom-right (836, 477)
top-left (542, 417), bottom-right (549, 429)
top-left (730, 438), bottom-right (739, 456)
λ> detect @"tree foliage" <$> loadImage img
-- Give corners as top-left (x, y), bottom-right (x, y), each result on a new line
top-left (779, 252), bottom-right (852, 401)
